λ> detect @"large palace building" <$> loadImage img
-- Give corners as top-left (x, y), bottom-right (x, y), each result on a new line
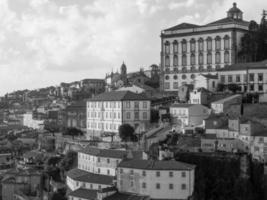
top-left (160, 3), bottom-right (250, 91)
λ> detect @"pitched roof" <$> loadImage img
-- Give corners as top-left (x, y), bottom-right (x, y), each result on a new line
top-left (170, 103), bottom-right (194, 108)
top-left (211, 94), bottom-right (241, 104)
top-left (218, 60), bottom-right (267, 71)
top-left (88, 91), bottom-right (149, 101)
top-left (68, 188), bottom-right (97, 200)
top-left (65, 101), bottom-right (86, 111)
top-left (118, 159), bottom-right (195, 170)
top-left (80, 147), bottom-right (126, 159)
top-left (164, 23), bottom-right (200, 31)
top-left (206, 17), bottom-right (249, 26)
top-left (200, 74), bottom-right (218, 79)
top-left (104, 192), bottom-right (149, 200)
top-left (67, 168), bottom-right (114, 185)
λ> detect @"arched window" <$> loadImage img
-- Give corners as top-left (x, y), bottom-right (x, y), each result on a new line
top-left (165, 56), bottom-right (170, 67)
top-left (190, 54), bottom-right (195, 65)
top-left (207, 52), bottom-right (212, 64)
top-left (182, 74), bottom-right (187, 80)
top-left (173, 40), bottom-right (178, 53)
top-left (199, 53), bottom-right (204, 65)
top-left (164, 41), bottom-right (170, 54)
top-left (182, 39), bottom-right (187, 53)
top-left (215, 36), bottom-right (221, 50)
top-left (224, 51), bottom-right (230, 63)
top-left (173, 55), bottom-right (178, 66)
top-left (198, 38), bottom-right (204, 51)
top-left (190, 39), bottom-right (196, 52)
top-left (182, 54), bottom-right (187, 66)
top-left (207, 37), bottom-right (212, 51)
top-left (173, 67), bottom-right (178, 72)
top-left (224, 35), bottom-right (230, 50)
top-left (215, 52), bottom-right (221, 64)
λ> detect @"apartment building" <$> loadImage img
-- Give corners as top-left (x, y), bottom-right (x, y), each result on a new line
top-left (117, 159), bottom-right (195, 200)
top-left (86, 91), bottom-right (150, 141)
top-left (211, 94), bottom-right (242, 114)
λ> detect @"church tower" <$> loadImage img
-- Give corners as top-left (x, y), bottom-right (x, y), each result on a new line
top-left (120, 62), bottom-right (127, 85)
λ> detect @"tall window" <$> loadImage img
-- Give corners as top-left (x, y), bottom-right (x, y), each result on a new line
top-left (224, 35), bottom-right (230, 50)
top-left (198, 38), bottom-right (204, 51)
top-left (215, 36), bottom-right (221, 50)
top-left (173, 55), bottom-right (178, 66)
top-left (207, 52), bottom-right (212, 64)
top-left (164, 41), bottom-right (170, 54)
top-left (182, 39), bottom-right (187, 53)
top-left (224, 51), bottom-right (230, 63)
top-left (190, 54), bottom-right (195, 65)
top-left (173, 82), bottom-right (178, 89)
top-left (207, 37), bottom-right (212, 51)
top-left (190, 39), bottom-right (196, 52)
top-left (182, 54), bottom-right (187, 66)
top-left (165, 56), bottom-right (170, 67)
top-left (221, 75), bottom-right (225, 83)
top-left (215, 52), bottom-right (221, 64)
top-left (258, 73), bottom-right (263, 81)
top-left (199, 53), bottom-right (203, 65)
top-left (173, 40), bottom-right (178, 53)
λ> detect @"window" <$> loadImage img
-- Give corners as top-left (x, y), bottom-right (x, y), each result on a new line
top-left (143, 112), bottom-right (147, 119)
top-left (181, 171), bottom-right (186, 177)
top-left (190, 39), bottom-right (196, 52)
top-left (199, 53), bottom-right (204, 65)
top-left (98, 168), bottom-right (100, 173)
top-left (249, 73), bottom-right (254, 82)
top-left (207, 37), bottom-right (212, 51)
top-left (207, 52), bottom-right (212, 64)
top-left (107, 169), bottom-right (110, 175)
top-left (215, 52), bottom-right (221, 64)
top-left (165, 56), bottom-right (170, 67)
top-left (169, 171), bottom-right (173, 177)
top-left (224, 35), bottom-right (230, 49)
top-left (97, 157), bottom-right (100, 162)
top-left (143, 102), bottom-right (147, 108)
top-left (173, 40), bottom-right (178, 53)
top-left (134, 102), bottom-right (139, 109)
top-left (169, 184), bottom-right (174, 190)
top-left (236, 75), bottom-right (241, 82)
top-left (142, 171), bottom-right (146, 176)
top-left (198, 38), bottom-right (204, 51)
top-left (142, 182), bottom-right (146, 188)
top-left (164, 41), bottom-right (170, 54)
top-left (126, 112), bottom-right (131, 119)
top-left (165, 75), bottom-right (169, 80)
top-left (156, 183), bottom-right (160, 189)
top-left (182, 54), bottom-right (187, 66)
top-left (98, 185), bottom-right (101, 189)
top-left (224, 51), bottom-right (230, 63)
top-left (173, 55), bottom-right (178, 66)
top-left (191, 74), bottom-right (195, 79)
top-left (130, 170), bottom-right (134, 175)
top-left (215, 36), bottom-right (221, 50)
top-left (107, 158), bottom-right (110, 163)
top-left (173, 75), bottom-right (178, 80)
top-left (182, 39), bottom-right (187, 52)
top-left (120, 169), bottom-right (123, 173)
top-left (134, 112), bottom-right (139, 120)
top-left (258, 73), bottom-right (263, 81)
top-left (130, 181), bottom-right (134, 187)
top-left (126, 101), bottom-right (130, 108)
top-left (173, 82), bottom-right (178, 89)
top-left (164, 82), bottom-right (170, 89)
top-left (181, 184), bottom-right (187, 190)
top-left (156, 171), bottom-right (160, 177)
top-left (182, 74), bottom-right (187, 80)
top-left (221, 75), bottom-right (225, 83)
top-left (212, 81), bottom-right (215, 88)
top-left (250, 84), bottom-right (254, 91)
top-left (228, 75), bottom-right (233, 83)
top-left (259, 84), bottom-right (263, 91)
top-left (190, 54), bottom-right (195, 65)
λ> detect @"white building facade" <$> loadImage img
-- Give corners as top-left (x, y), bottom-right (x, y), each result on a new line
top-left (86, 91), bottom-right (151, 141)
top-left (160, 3), bottom-right (249, 91)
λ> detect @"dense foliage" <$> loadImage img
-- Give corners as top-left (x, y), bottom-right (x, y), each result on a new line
top-left (118, 124), bottom-right (137, 142)
top-left (175, 153), bottom-right (264, 200)
top-left (63, 127), bottom-right (83, 139)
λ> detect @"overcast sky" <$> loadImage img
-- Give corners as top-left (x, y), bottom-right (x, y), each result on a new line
top-left (0, 0), bottom-right (266, 95)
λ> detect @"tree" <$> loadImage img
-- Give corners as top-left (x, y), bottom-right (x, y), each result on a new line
top-left (51, 188), bottom-right (67, 200)
top-left (63, 127), bottom-right (83, 140)
top-left (118, 124), bottom-right (137, 142)
top-left (59, 151), bottom-right (77, 172)
top-left (44, 120), bottom-right (60, 135)
top-left (217, 83), bottom-right (226, 92)
top-left (45, 156), bottom-right (62, 167)
top-left (150, 109), bottom-right (159, 123)
top-left (228, 84), bottom-right (241, 93)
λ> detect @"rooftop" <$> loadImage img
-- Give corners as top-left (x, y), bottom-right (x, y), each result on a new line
top-left (200, 74), bottom-right (218, 80)
top-left (88, 91), bottom-right (149, 101)
top-left (104, 192), bottom-right (149, 200)
top-left (118, 159), bottom-right (195, 171)
top-left (68, 188), bottom-right (97, 200)
top-left (170, 103), bottom-right (194, 108)
top-left (67, 168), bottom-right (114, 185)
top-left (218, 60), bottom-right (267, 71)
top-left (211, 94), bottom-right (241, 104)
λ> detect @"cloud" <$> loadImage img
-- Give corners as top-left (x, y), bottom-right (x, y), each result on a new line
top-left (0, 0), bottom-right (267, 94)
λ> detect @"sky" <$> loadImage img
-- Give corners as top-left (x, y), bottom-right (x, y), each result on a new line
top-left (0, 0), bottom-right (266, 95)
